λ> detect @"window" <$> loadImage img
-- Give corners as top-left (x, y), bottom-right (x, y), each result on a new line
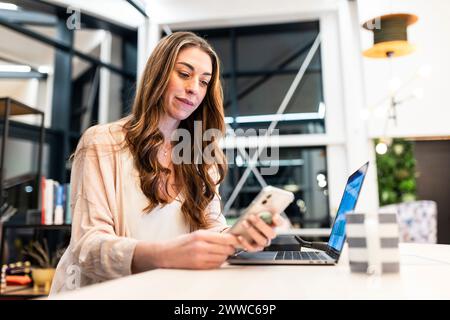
top-left (221, 146), bottom-right (329, 228)
top-left (193, 21), bottom-right (324, 135)
top-left (177, 20), bottom-right (330, 226)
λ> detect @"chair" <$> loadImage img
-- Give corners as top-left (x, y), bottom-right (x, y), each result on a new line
top-left (379, 200), bottom-right (437, 244)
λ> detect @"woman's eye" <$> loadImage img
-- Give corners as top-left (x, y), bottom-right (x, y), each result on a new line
top-left (200, 80), bottom-right (209, 87)
top-left (178, 72), bottom-right (189, 78)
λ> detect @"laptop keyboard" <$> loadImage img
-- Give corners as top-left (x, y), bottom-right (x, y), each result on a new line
top-left (275, 251), bottom-right (329, 261)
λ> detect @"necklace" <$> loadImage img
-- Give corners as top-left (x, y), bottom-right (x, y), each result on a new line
top-left (162, 144), bottom-right (171, 157)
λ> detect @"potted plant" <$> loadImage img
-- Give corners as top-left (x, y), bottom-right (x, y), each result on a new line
top-left (21, 239), bottom-right (64, 294)
top-left (375, 138), bottom-right (417, 206)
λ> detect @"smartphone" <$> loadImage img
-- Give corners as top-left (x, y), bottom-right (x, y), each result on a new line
top-left (228, 186), bottom-right (294, 245)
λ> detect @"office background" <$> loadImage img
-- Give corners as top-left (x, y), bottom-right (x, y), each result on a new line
top-left (0, 0), bottom-right (449, 297)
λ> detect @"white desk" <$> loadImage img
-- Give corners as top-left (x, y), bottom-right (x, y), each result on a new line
top-left (50, 243), bottom-right (450, 300)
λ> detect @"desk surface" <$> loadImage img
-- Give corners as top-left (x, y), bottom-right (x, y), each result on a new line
top-left (50, 243), bottom-right (450, 300)
top-left (1, 285), bottom-right (47, 299)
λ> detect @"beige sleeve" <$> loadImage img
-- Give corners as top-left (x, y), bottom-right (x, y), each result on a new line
top-left (68, 127), bottom-right (139, 282)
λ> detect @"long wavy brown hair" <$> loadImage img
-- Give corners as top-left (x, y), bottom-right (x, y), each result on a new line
top-left (124, 32), bottom-right (227, 231)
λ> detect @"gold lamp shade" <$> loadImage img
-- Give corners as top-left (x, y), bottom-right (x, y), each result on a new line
top-left (363, 13), bottom-right (418, 58)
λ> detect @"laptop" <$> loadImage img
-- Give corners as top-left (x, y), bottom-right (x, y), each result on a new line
top-left (228, 161), bottom-right (369, 265)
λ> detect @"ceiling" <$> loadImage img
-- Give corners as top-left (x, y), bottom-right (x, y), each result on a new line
top-left (46, 0), bottom-right (145, 28)
top-left (0, 0), bottom-right (142, 77)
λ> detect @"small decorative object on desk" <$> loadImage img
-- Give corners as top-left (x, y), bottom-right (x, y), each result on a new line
top-left (346, 211), bottom-right (400, 274)
top-left (1, 264), bottom-right (7, 293)
top-left (0, 261), bottom-right (33, 294)
top-left (21, 239), bottom-right (65, 294)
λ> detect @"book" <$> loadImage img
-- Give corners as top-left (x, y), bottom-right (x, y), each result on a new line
top-left (44, 179), bottom-right (54, 225)
top-left (40, 179), bottom-right (72, 226)
top-left (64, 183), bottom-right (72, 225)
top-left (54, 184), bottom-right (64, 225)
top-left (46, 179), bottom-right (62, 225)
top-left (40, 176), bottom-right (46, 225)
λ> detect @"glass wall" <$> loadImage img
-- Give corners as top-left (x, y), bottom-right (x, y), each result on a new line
top-left (180, 21), bottom-right (329, 226)
top-left (191, 21), bottom-right (325, 135)
top-left (220, 146), bottom-right (329, 228)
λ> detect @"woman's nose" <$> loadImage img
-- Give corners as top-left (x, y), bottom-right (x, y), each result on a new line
top-left (185, 79), bottom-right (199, 95)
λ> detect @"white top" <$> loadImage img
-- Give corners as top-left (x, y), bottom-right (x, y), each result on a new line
top-left (129, 196), bottom-right (189, 242)
top-left (117, 140), bottom-right (189, 242)
top-left (49, 120), bottom-right (227, 296)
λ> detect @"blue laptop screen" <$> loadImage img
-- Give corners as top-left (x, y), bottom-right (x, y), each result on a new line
top-left (327, 164), bottom-right (367, 252)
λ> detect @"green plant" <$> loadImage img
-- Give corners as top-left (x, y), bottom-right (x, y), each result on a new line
top-left (375, 138), bottom-right (417, 206)
top-left (21, 239), bottom-right (65, 269)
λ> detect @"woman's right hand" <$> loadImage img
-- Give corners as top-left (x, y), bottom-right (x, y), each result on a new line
top-left (157, 230), bottom-right (239, 269)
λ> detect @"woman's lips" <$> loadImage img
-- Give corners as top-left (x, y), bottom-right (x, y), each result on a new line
top-left (176, 97), bottom-right (194, 107)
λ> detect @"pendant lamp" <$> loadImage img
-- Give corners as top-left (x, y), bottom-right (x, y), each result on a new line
top-left (363, 13), bottom-right (418, 58)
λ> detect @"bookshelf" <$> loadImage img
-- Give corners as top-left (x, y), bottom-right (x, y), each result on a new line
top-left (0, 97), bottom-right (45, 211)
top-left (0, 221), bottom-right (71, 267)
top-left (0, 98), bottom-right (70, 298)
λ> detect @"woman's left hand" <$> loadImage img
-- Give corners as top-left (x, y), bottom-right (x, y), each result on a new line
top-left (232, 212), bottom-right (283, 252)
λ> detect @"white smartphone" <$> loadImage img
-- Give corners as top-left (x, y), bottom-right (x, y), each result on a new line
top-left (228, 186), bottom-right (295, 245)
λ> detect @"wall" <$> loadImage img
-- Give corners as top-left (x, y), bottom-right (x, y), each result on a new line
top-left (0, 79), bottom-right (46, 126)
top-left (138, 0), bottom-right (341, 76)
top-left (358, 0), bottom-right (450, 138)
top-left (0, 79), bottom-right (39, 107)
top-left (414, 140), bottom-right (450, 244)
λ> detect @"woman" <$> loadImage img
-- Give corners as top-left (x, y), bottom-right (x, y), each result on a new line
top-left (50, 32), bottom-right (281, 294)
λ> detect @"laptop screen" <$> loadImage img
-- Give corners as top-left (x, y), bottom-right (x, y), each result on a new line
top-left (327, 162), bottom-right (368, 253)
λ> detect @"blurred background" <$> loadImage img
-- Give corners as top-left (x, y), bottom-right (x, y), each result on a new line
top-left (0, 0), bottom-right (449, 297)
